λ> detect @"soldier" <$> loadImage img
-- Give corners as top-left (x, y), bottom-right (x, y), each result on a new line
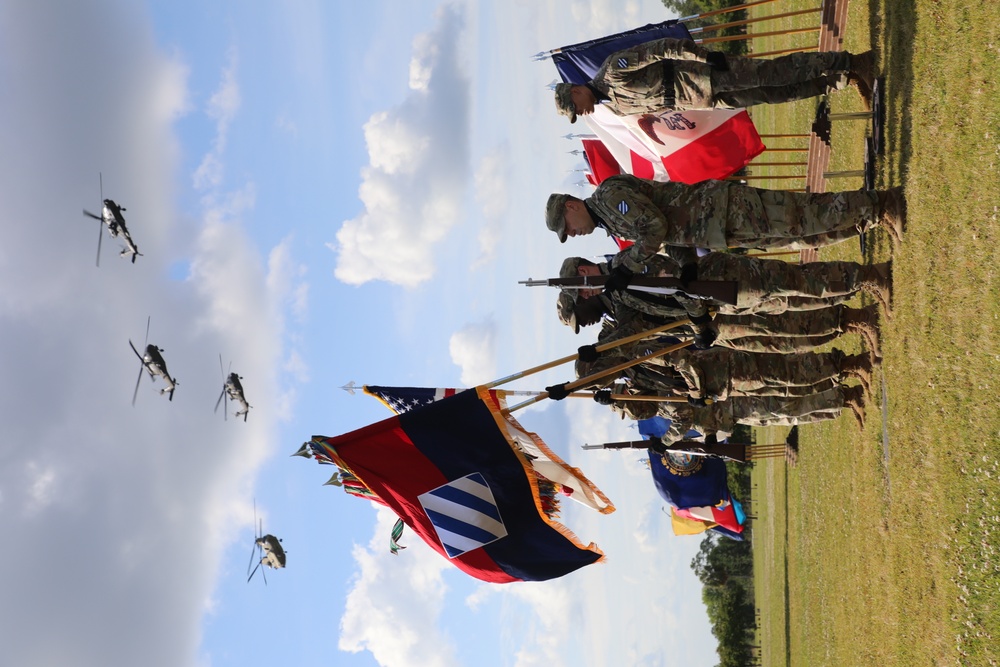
top-left (556, 287), bottom-right (883, 361)
top-left (552, 38), bottom-right (876, 119)
top-left (558, 252), bottom-right (893, 321)
top-left (610, 385), bottom-right (868, 442)
top-left (544, 175), bottom-right (907, 267)
top-left (554, 303), bottom-right (876, 399)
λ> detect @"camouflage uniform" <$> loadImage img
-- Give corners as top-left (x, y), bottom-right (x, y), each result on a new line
top-left (587, 37), bottom-right (852, 114)
top-left (617, 250), bottom-right (868, 318)
top-left (584, 175), bottom-right (879, 272)
top-left (577, 326), bottom-right (852, 401)
top-left (605, 299), bottom-right (849, 354)
top-left (608, 386), bottom-right (850, 445)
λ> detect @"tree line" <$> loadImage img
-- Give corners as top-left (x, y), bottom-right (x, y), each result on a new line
top-left (661, 0), bottom-right (749, 55)
top-left (690, 425), bottom-right (760, 666)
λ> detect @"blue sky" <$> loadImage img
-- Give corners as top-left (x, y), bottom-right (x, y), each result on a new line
top-left (0, 1), bottom-right (718, 665)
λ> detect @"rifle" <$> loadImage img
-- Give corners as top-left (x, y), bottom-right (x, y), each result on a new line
top-left (582, 439), bottom-right (749, 462)
top-left (520, 275), bottom-right (738, 306)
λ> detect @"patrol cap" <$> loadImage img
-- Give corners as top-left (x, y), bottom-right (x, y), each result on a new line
top-left (554, 83), bottom-right (577, 123)
top-left (546, 194), bottom-right (571, 243)
top-left (556, 291), bottom-right (580, 333)
top-left (559, 257), bottom-right (584, 279)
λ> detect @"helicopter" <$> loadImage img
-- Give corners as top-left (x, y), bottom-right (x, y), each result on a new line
top-left (247, 501), bottom-right (285, 584)
top-left (128, 317), bottom-right (177, 404)
top-left (82, 173), bottom-right (142, 266)
top-left (215, 355), bottom-right (251, 422)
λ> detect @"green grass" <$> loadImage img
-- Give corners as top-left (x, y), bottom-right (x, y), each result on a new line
top-left (741, 1), bottom-right (1000, 665)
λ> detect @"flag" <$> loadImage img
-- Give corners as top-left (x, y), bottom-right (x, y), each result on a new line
top-left (550, 20), bottom-right (692, 84)
top-left (649, 448), bottom-right (731, 509)
top-left (309, 387), bottom-right (611, 583)
top-left (363, 384), bottom-right (462, 413)
top-left (621, 109), bottom-right (765, 184)
top-left (581, 139), bottom-right (622, 184)
top-left (361, 384), bottom-right (615, 513)
top-left (582, 107), bottom-right (668, 181)
top-left (552, 24), bottom-right (765, 182)
top-left (674, 499), bottom-right (744, 534)
top-left (670, 507), bottom-right (713, 536)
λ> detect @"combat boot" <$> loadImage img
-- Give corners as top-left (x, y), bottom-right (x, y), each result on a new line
top-left (876, 186), bottom-right (907, 251)
top-left (843, 384), bottom-right (867, 430)
top-left (840, 304), bottom-right (883, 361)
top-left (858, 261), bottom-right (893, 319)
top-left (848, 50), bottom-right (877, 110)
top-left (839, 353), bottom-right (874, 396)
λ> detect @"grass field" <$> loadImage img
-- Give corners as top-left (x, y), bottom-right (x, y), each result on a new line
top-left (740, 1), bottom-right (1000, 665)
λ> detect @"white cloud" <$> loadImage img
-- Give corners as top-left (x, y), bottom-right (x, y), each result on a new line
top-left (471, 147), bottom-right (510, 268)
top-left (449, 320), bottom-right (498, 385)
top-left (331, 4), bottom-right (470, 288)
top-left (339, 507), bottom-right (461, 667)
top-left (194, 49), bottom-right (240, 190)
top-left (0, 8), bottom-right (299, 666)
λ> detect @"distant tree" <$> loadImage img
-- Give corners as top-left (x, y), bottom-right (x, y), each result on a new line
top-left (661, 0), bottom-right (748, 55)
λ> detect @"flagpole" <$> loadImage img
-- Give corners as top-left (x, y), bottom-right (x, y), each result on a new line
top-left (504, 340), bottom-right (694, 413)
top-left (485, 319), bottom-right (692, 390)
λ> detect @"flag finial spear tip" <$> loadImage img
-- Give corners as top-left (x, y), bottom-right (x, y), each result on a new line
top-left (341, 381), bottom-right (357, 395)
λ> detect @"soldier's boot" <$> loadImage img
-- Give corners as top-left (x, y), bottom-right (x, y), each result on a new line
top-left (876, 186), bottom-right (907, 252)
top-left (841, 304), bottom-right (883, 361)
top-left (843, 384), bottom-right (867, 430)
top-left (839, 353), bottom-right (874, 395)
top-left (848, 50), bottom-right (877, 110)
top-left (858, 261), bottom-right (893, 319)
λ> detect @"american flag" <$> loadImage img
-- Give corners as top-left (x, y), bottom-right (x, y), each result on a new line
top-left (363, 385), bottom-right (464, 414)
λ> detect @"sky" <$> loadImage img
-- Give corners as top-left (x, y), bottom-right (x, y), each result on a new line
top-left (0, 1), bottom-right (719, 666)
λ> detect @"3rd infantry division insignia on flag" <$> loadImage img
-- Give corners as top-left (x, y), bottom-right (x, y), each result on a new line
top-left (617, 57), bottom-right (628, 68)
top-left (618, 200), bottom-right (629, 215)
top-left (418, 472), bottom-right (508, 558)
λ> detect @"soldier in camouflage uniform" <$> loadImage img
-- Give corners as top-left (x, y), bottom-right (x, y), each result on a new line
top-left (563, 349), bottom-right (868, 438)
top-left (556, 286), bottom-right (883, 361)
top-left (559, 255), bottom-right (885, 354)
top-left (562, 310), bottom-right (875, 400)
top-left (558, 252), bottom-right (892, 321)
top-left (552, 38), bottom-right (876, 120)
top-left (615, 386), bottom-right (868, 443)
top-left (544, 175), bottom-right (907, 264)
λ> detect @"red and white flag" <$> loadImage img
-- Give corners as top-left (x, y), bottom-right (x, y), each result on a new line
top-left (584, 105), bottom-right (765, 184)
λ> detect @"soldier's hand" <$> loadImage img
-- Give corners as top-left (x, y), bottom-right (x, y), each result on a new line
top-left (603, 265), bottom-right (634, 292)
top-left (688, 396), bottom-right (709, 408)
top-left (593, 388), bottom-right (615, 405)
top-left (577, 344), bottom-right (600, 362)
top-left (647, 436), bottom-right (668, 454)
top-left (693, 328), bottom-right (718, 349)
top-left (706, 51), bottom-right (729, 71)
top-left (545, 383), bottom-right (570, 400)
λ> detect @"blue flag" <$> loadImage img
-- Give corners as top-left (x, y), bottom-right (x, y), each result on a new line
top-left (649, 448), bottom-right (731, 510)
top-left (552, 21), bottom-right (693, 84)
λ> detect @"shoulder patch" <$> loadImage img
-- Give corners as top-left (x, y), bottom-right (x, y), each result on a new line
top-left (617, 57), bottom-right (629, 68)
top-left (617, 199), bottom-right (630, 215)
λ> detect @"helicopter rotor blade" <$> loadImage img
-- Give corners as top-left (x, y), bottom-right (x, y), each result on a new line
top-left (96, 215), bottom-right (103, 267)
top-left (144, 316), bottom-right (150, 347)
top-left (215, 388), bottom-right (226, 414)
top-left (97, 173), bottom-right (104, 267)
top-left (219, 354), bottom-right (225, 377)
top-left (247, 558), bottom-right (262, 584)
top-left (132, 362), bottom-right (143, 407)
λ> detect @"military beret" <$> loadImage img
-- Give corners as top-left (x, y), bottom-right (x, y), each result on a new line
top-left (554, 83), bottom-right (577, 123)
top-left (545, 194), bottom-right (571, 243)
top-left (556, 291), bottom-right (580, 333)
